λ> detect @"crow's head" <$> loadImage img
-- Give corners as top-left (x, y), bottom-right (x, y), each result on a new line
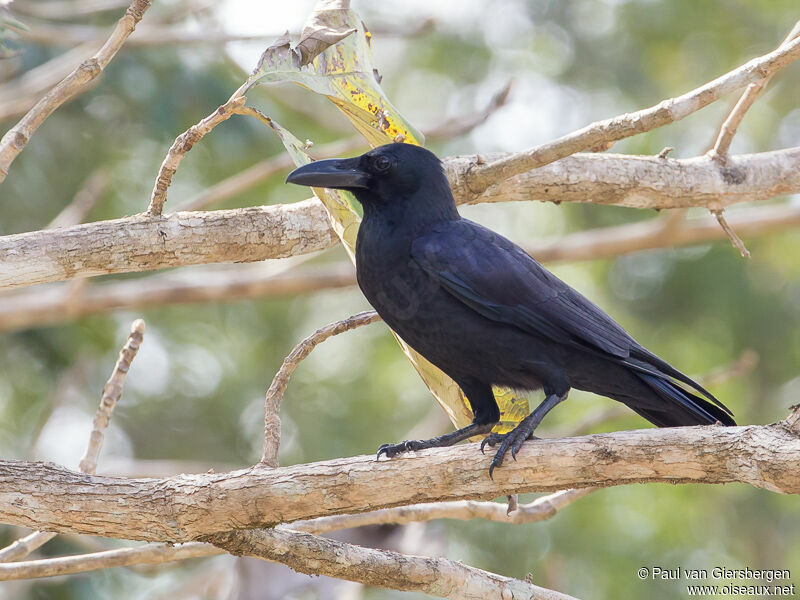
top-left (286, 143), bottom-right (456, 217)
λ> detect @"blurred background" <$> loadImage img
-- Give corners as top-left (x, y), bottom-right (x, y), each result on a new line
top-left (1, 0), bottom-right (799, 598)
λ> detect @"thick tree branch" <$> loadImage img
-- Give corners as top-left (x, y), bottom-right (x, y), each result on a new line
top-left (3, 147), bottom-right (798, 290)
top-left (0, 527), bottom-right (575, 599)
top-left (207, 527), bottom-right (576, 600)
top-left (0, 199), bottom-right (337, 289)
top-left (1, 202), bottom-right (797, 330)
top-left (0, 420), bottom-right (798, 542)
top-left (455, 146), bottom-right (800, 211)
top-left (0, 0), bottom-right (153, 182)
top-left (0, 489), bottom-right (590, 581)
top-left (460, 34), bottom-right (800, 198)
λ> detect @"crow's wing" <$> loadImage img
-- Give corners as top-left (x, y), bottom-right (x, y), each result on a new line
top-left (411, 219), bottom-right (731, 418)
top-left (411, 219), bottom-right (635, 358)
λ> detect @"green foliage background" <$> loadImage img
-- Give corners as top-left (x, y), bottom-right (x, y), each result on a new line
top-left (1, 0), bottom-right (799, 598)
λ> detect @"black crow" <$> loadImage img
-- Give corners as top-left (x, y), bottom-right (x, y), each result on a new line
top-left (286, 143), bottom-right (735, 475)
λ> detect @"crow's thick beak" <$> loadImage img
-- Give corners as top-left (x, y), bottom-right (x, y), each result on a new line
top-left (285, 158), bottom-right (370, 190)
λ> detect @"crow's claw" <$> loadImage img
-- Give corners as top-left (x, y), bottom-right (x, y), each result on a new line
top-left (488, 426), bottom-right (539, 476)
top-left (479, 432), bottom-right (507, 454)
top-left (376, 439), bottom-right (423, 460)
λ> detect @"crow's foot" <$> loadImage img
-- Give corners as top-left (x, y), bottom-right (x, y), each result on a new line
top-left (483, 420), bottom-right (541, 479)
top-left (376, 421), bottom-right (496, 461)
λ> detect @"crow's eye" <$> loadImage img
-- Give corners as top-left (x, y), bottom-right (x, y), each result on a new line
top-left (373, 155), bottom-right (391, 172)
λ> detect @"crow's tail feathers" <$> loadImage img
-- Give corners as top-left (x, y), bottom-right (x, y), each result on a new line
top-left (633, 372), bottom-right (736, 427)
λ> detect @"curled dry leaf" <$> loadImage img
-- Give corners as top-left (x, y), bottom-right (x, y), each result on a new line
top-left (252, 4), bottom-right (529, 434)
top-left (245, 6), bottom-right (423, 147)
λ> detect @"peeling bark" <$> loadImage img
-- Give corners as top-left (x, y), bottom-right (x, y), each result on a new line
top-left (0, 423), bottom-right (797, 542)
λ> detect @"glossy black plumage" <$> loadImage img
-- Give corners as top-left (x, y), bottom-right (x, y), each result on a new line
top-left (286, 143), bottom-right (735, 473)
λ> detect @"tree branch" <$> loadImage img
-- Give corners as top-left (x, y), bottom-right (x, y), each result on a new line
top-left (146, 95), bottom-right (247, 216)
top-left (0, 489), bottom-right (590, 581)
top-left (207, 527), bottom-right (577, 600)
top-left (0, 0), bottom-right (153, 182)
top-left (0, 542), bottom-right (222, 580)
top-left (1, 202), bottom-right (798, 330)
top-left (3, 147), bottom-right (799, 290)
top-left (460, 34), bottom-right (800, 198)
top-left (0, 199), bottom-right (337, 290)
top-left (262, 310), bottom-right (380, 466)
top-left (0, 263), bottom-right (355, 332)
top-left (0, 419), bottom-right (798, 542)
top-left (710, 20), bottom-right (800, 159)
top-left (455, 146), bottom-right (800, 211)
top-left (79, 319), bottom-right (145, 474)
top-left (175, 83), bottom-right (512, 212)
top-left (0, 319), bottom-right (145, 562)
top-left (526, 202), bottom-right (800, 263)
top-left (288, 488), bottom-right (595, 533)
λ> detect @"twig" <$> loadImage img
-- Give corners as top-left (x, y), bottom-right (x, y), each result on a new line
top-left (79, 319), bottom-right (145, 474)
top-left (712, 209), bottom-right (751, 258)
top-left (0, 542), bottom-right (222, 580)
top-left (287, 488), bottom-right (594, 533)
top-left (526, 202), bottom-right (798, 264)
top-left (0, 319), bottom-right (145, 562)
top-left (262, 311), bottom-right (381, 466)
top-left (0, 42), bottom-right (101, 123)
top-left (12, 0), bottom-right (134, 19)
top-left (177, 138), bottom-right (364, 211)
top-left (0, 263), bottom-right (356, 332)
top-left (0, 531), bottom-right (60, 563)
top-left (146, 95), bottom-right (247, 216)
top-left (0, 0), bottom-right (153, 183)
top-left (175, 82), bottom-right (511, 213)
top-left (506, 494), bottom-right (519, 514)
top-left (461, 34), bottom-right (800, 198)
top-left (423, 80), bottom-right (513, 139)
top-left (711, 20), bottom-right (800, 159)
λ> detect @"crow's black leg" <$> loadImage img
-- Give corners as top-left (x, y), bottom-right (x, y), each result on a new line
top-left (482, 391), bottom-right (568, 478)
top-left (376, 421), bottom-right (496, 459)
